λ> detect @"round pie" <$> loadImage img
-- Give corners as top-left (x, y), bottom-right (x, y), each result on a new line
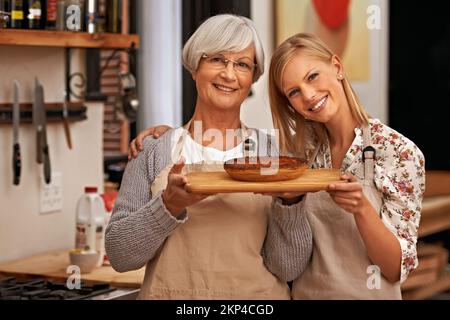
top-left (224, 156), bottom-right (308, 182)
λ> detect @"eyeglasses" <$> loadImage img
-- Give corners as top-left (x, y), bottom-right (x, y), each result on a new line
top-left (201, 53), bottom-right (256, 74)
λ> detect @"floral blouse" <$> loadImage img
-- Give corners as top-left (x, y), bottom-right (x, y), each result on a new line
top-left (310, 118), bottom-right (426, 283)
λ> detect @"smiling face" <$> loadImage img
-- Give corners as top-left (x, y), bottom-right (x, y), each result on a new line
top-left (192, 45), bottom-right (255, 112)
top-left (281, 50), bottom-right (348, 124)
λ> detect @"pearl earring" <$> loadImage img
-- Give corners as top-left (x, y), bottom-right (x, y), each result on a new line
top-left (338, 74), bottom-right (343, 80)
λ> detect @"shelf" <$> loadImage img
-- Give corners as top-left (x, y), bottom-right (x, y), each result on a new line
top-left (0, 29), bottom-right (139, 49)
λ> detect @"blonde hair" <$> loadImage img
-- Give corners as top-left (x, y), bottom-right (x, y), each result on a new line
top-left (182, 14), bottom-right (265, 83)
top-left (269, 33), bottom-right (369, 157)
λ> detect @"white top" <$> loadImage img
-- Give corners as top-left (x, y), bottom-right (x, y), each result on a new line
top-left (170, 128), bottom-right (244, 164)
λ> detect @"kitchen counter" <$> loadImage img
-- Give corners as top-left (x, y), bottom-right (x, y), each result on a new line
top-left (0, 250), bottom-right (145, 289)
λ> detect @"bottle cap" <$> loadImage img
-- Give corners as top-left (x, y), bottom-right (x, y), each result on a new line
top-left (85, 186), bottom-right (98, 193)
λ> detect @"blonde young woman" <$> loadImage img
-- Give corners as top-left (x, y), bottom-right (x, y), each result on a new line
top-left (267, 33), bottom-right (425, 299)
top-left (135, 33), bottom-right (426, 300)
top-left (106, 15), bottom-right (313, 300)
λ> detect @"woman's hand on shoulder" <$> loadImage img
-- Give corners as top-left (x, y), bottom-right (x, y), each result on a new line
top-left (128, 125), bottom-right (172, 160)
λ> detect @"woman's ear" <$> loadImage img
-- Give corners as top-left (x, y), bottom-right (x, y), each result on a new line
top-left (191, 71), bottom-right (197, 81)
top-left (331, 55), bottom-right (344, 79)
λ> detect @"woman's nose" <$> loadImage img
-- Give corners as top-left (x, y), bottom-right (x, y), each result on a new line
top-left (220, 63), bottom-right (237, 81)
top-left (302, 86), bottom-right (317, 102)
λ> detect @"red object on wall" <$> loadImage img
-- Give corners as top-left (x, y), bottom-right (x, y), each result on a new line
top-left (312, 0), bottom-right (351, 29)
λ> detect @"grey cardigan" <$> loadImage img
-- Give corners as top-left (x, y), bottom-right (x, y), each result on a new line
top-left (105, 129), bottom-right (313, 281)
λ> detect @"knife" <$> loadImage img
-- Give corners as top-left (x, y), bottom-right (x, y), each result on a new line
top-left (33, 78), bottom-right (42, 165)
top-left (33, 78), bottom-right (51, 184)
top-left (12, 80), bottom-right (21, 186)
top-left (62, 91), bottom-right (72, 149)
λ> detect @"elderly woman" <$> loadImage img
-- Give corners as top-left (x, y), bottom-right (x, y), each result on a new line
top-left (105, 14), bottom-right (312, 300)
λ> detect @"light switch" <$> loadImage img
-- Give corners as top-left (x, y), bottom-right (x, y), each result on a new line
top-left (40, 172), bottom-right (63, 214)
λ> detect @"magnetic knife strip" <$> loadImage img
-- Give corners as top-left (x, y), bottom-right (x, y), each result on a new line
top-left (0, 103), bottom-right (87, 124)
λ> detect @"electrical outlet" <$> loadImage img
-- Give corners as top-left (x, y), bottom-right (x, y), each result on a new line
top-left (40, 172), bottom-right (63, 214)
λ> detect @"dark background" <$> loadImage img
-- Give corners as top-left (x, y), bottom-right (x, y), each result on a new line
top-left (389, 1), bottom-right (450, 170)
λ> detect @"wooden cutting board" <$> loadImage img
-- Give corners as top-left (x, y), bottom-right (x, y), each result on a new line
top-left (185, 169), bottom-right (345, 194)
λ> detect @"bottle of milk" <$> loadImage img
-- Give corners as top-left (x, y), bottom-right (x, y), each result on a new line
top-left (75, 186), bottom-right (106, 266)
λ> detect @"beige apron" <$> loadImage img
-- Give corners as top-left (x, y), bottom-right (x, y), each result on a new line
top-left (138, 123), bottom-right (290, 300)
top-left (292, 125), bottom-right (402, 300)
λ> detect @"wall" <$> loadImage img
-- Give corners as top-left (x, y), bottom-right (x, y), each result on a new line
top-left (0, 47), bottom-right (104, 263)
top-left (241, 0), bottom-right (389, 129)
top-left (352, 0), bottom-right (389, 123)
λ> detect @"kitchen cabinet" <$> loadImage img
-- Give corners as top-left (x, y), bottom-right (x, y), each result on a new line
top-left (0, 250), bottom-right (144, 288)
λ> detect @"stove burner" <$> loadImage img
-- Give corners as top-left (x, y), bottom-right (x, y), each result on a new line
top-left (0, 277), bottom-right (116, 300)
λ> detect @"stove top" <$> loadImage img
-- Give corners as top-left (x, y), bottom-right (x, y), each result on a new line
top-left (0, 277), bottom-right (119, 300)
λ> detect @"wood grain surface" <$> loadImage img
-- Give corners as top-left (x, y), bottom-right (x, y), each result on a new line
top-left (0, 250), bottom-right (144, 288)
top-left (185, 169), bottom-right (345, 194)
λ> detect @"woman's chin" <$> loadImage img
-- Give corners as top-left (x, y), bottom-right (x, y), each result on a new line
top-left (210, 100), bottom-right (242, 111)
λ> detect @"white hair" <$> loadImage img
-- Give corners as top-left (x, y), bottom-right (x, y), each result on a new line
top-left (182, 14), bottom-right (265, 82)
